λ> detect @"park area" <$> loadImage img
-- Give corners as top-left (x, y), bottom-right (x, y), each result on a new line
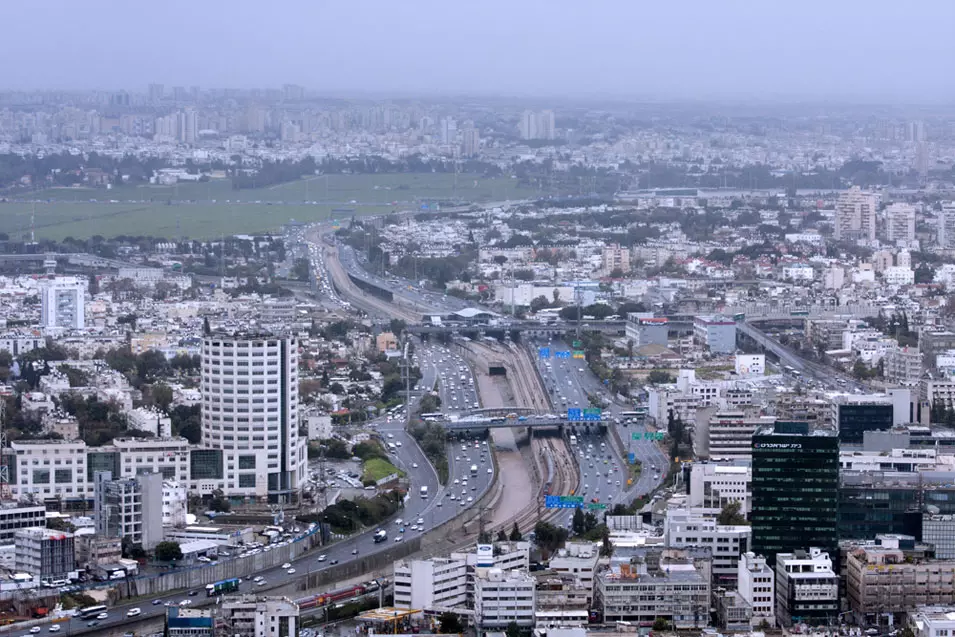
top-left (361, 457), bottom-right (403, 484)
top-left (0, 173), bottom-right (537, 240)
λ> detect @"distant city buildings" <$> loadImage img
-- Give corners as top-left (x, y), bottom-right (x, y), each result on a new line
top-left (520, 109), bottom-right (556, 140)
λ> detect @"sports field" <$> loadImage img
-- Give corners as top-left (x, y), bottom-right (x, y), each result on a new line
top-left (0, 173), bottom-right (537, 240)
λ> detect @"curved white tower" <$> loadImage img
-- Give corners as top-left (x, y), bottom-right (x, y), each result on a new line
top-left (201, 332), bottom-right (306, 502)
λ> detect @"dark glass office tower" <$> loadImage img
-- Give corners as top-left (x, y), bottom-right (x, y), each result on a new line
top-left (751, 421), bottom-right (839, 565)
top-left (835, 401), bottom-right (893, 444)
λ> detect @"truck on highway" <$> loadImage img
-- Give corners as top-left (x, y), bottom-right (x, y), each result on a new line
top-left (373, 529), bottom-right (388, 543)
top-left (470, 464), bottom-right (478, 476)
top-left (206, 578), bottom-right (240, 597)
top-left (420, 486), bottom-right (429, 498)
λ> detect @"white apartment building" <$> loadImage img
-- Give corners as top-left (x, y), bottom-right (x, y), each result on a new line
top-left (393, 556), bottom-right (468, 610)
top-left (38, 276), bottom-right (85, 330)
top-left (393, 542), bottom-right (531, 612)
top-left (885, 347), bottom-right (923, 387)
top-left (910, 606), bottom-right (955, 637)
top-left (548, 542), bottom-right (600, 605)
top-left (0, 333), bottom-right (44, 357)
top-left (688, 462), bottom-right (752, 517)
top-left (0, 504), bottom-right (47, 543)
top-left (15, 527), bottom-right (75, 579)
top-left (698, 411), bottom-right (775, 460)
top-left (884, 266), bottom-right (915, 286)
top-left (738, 552), bottom-right (776, 628)
top-left (775, 548), bottom-right (839, 627)
top-left (782, 264), bottom-right (814, 282)
top-left (885, 203), bottom-right (916, 244)
top-left (601, 244), bottom-right (631, 274)
top-left (201, 333), bottom-right (307, 502)
top-left (474, 568), bottom-right (536, 629)
top-left (163, 481), bottom-right (188, 527)
top-left (923, 379), bottom-right (955, 410)
top-left (93, 470), bottom-right (164, 550)
top-left (647, 387), bottom-right (700, 426)
top-left (835, 186), bottom-right (878, 243)
top-left (127, 407), bottom-right (173, 438)
top-left (664, 509), bottom-right (752, 585)
top-left (938, 202), bottom-right (955, 250)
top-left (219, 596), bottom-right (299, 637)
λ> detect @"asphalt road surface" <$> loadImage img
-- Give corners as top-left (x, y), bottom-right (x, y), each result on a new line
top-left (531, 336), bottom-right (668, 527)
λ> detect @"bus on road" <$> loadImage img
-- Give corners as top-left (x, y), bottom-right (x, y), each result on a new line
top-left (78, 606), bottom-right (107, 619)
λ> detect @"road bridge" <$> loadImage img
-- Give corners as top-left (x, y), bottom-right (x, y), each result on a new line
top-left (0, 252), bottom-right (140, 270)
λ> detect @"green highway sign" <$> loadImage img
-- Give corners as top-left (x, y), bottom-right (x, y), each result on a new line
top-left (573, 340), bottom-right (582, 348)
top-left (632, 432), bottom-right (641, 441)
top-left (588, 502), bottom-right (607, 510)
top-left (562, 495), bottom-right (584, 504)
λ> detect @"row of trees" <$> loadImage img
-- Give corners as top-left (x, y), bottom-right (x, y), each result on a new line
top-left (310, 490), bottom-right (404, 533)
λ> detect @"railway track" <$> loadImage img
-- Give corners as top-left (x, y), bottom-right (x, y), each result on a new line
top-left (459, 340), bottom-right (579, 536)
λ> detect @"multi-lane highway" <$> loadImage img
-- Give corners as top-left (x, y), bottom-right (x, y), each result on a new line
top-left (531, 337), bottom-right (668, 522)
top-left (339, 244), bottom-right (473, 315)
top-left (415, 345), bottom-right (481, 413)
top-left (41, 339), bottom-right (490, 637)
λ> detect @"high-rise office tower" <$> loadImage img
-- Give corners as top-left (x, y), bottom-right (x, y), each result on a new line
top-left (148, 83), bottom-right (164, 103)
top-left (177, 109), bottom-right (197, 144)
top-left (884, 202), bottom-right (916, 244)
top-left (461, 128), bottom-right (480, 157)
top-left (519, 110), bottom-right (537, 140)
top-left (539, 110), bottom-right (556, 140)
top-left (201, 332), bottom-right (306, 503)
top-left (38, 276), bottom-right (85, 330)
top-left (519, 110), bottom-right (556, 140)
top-left (750, 422), bottom-right (839, 565)
top-left (834, 186), bottom-right (878, 243)
top-left (440, 117), bottom-right (457, 145)
top-left (938, 202), bottom-right (955, 249)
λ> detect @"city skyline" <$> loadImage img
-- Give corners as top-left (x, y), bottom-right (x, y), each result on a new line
top-left (3, 0), bottom-right (955, 102)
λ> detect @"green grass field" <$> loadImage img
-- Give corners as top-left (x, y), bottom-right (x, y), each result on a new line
top-left (362, 457), bottom-right (403, 483)
top-left (1, 173), bottom-right (537, 240)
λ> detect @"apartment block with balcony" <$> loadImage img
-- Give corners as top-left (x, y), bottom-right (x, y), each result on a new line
top-left (847, 536), bottom-right (955, 625)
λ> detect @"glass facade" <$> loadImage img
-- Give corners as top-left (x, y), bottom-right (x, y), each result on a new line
top-left (838, 471), bottom-right (927, 539)
top-left (189, 449), bottom-right (223, 480)
top-left (751, 426), bottom-right (839, 565)
top-left (87, 451), bottom-right (120, 483)
top-left (837, 403), bottom-right (893, 444)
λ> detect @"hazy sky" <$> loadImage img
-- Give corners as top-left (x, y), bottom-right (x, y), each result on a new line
top-left (4, 0), bottom-right (954, 102)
